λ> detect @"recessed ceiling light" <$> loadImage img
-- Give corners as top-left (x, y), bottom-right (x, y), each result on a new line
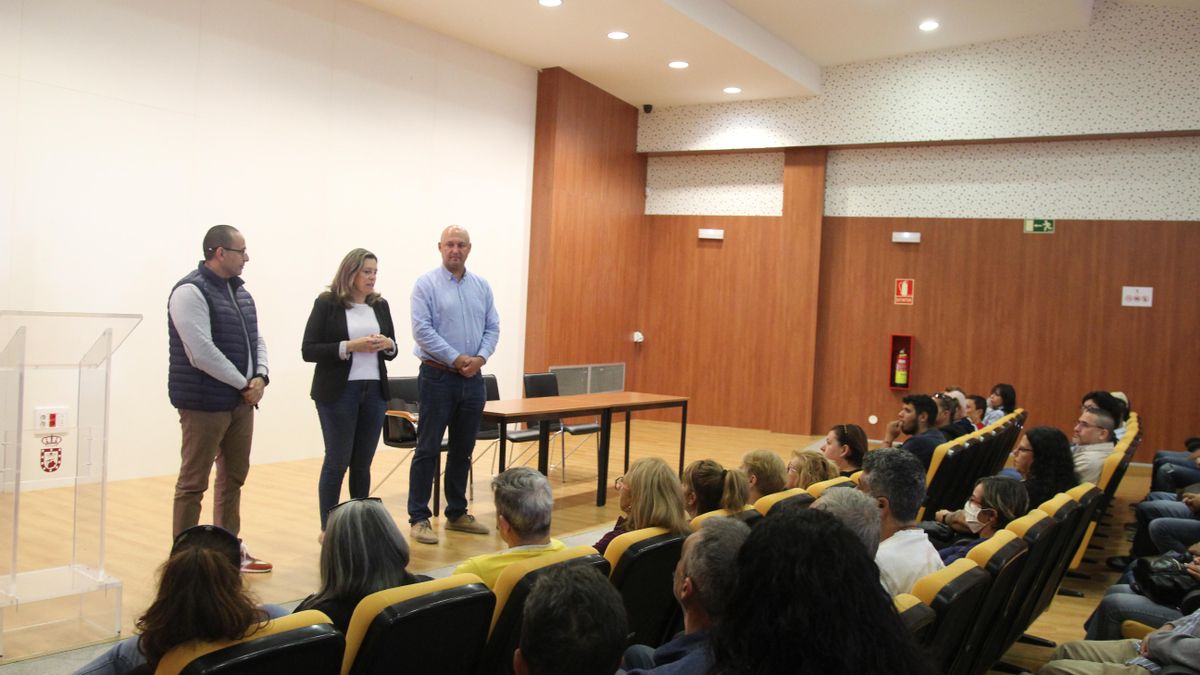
top-left (723, 87), bottom-right (742, 94)
top-left (668, 61), bottom-right (689, 69)
top-left (538, 0), bottom-right (561, 7)
top-left (607, 31), bottom-right (629, 40)
top-left (919, 19), bottom-right (939, 32)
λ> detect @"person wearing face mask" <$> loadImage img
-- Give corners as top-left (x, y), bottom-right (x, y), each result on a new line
top-left (936, 477), bottom-right (1030, 564)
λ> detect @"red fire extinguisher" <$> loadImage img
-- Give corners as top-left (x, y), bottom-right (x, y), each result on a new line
top-left (894, 349), bottom-right (909, 386)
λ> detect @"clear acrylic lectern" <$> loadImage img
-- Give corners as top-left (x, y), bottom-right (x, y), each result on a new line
top-left (0, 310), bottom-right (141, 655)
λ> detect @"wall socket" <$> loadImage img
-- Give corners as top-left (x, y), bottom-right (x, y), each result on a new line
top-left (35, 406), bottom-right (69, 431)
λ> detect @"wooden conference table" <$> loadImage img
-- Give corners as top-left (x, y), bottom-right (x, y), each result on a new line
top-left (483, 392), bottom-right (689, 506)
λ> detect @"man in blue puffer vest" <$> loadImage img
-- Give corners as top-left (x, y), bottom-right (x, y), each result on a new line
top-left (167, 225), bottom-right (272, 573)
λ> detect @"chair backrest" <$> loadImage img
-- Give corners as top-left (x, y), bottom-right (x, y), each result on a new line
top-left (754, 488), bottom-right (812, 516)
top-left (975, 510), bottom-right (1057, 671)
top-left (477, 374), bottom-right (501, 440)
top-left (1066, 483), bottom-right (1104, 570)
top-left (805, 476), bottom-right (854, 498)
top-left (343, 574), bottom-right (494, 675)
top-left (950, 530), bottom-right (1029, 675)
top-left (910, 558), bottom-right (992, 675)
top-left (157, 610), bottom-right (343, 675)
top-left (382, 376), bottom-right (419, 447)
top-left (1029, 493), bottom-right (1084, 622)
top-left (733, 507), bottom-right (764, 527)
top-left (893, 593), bottom-right (937, 643)
top-left (523, 372), bottom-right (563, 429)
top-left (482, 546), bottom-right (611, 675)
top-left (606, 528), bottom-right (686, 648)
top-left (689, 506), bottom-right (756, 529)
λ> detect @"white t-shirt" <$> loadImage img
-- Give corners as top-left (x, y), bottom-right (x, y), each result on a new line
top-left (346, 303), bottom-right (381, 382)
top-left (875, 528), bottom-right (945, 596)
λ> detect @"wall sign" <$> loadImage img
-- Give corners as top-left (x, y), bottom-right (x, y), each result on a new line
top-left (1024, 219), bottom-right (1055, 233)
top-left (1122, 286), bottom-right (1153, 307)
top-left (895, 278), bottom-right (914, 305)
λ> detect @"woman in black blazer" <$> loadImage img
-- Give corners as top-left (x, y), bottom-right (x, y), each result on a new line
top-left (302, 249), bottom-right (398, 531)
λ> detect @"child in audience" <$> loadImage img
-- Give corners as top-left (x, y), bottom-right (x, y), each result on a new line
top-left (786, 449), bottom-right (840, 490)
top-left (593, 457), bottom-right (690, 554)
top-left (983, 383), bottom-right (1017, 426)
top-left (294, 497), bottom-right (426, 631)
top-left (682, 459), bottom-right (750, 518)
top-left (75, 526), bottom-right (283, 675)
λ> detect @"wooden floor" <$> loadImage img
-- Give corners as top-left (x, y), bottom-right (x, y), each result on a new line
top-left (0, 420), bottom-right (1150, 671)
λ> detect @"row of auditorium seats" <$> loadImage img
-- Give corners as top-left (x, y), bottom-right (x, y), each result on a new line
top-left (151, 532), bottom-right (687, 675)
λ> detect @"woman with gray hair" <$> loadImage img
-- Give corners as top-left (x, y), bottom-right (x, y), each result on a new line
top-left (293, 498), bottom-right (426, 631)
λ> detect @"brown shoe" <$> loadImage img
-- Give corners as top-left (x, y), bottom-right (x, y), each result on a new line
top-left (411, 519), bottom-right (438, 545)
top-left (445, 513), bottom-right (490, 535)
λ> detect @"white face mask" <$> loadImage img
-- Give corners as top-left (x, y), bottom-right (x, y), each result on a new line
top-left (963, 500), bottom-right (987, 533)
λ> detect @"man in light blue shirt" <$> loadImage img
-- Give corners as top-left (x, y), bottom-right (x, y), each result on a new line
top-left (408, 225), bottom-right (500, 544)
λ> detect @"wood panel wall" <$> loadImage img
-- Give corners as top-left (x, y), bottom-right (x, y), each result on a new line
top-left (524, 68), bottom-right (646, 376)
top-left (812, 217), bottom-right (1200, 462)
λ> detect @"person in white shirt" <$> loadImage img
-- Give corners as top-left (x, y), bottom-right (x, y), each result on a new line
top-left (858, 448), bottom-right (944, 596)
top-left (1072, 406), bottom-right (1117, 485)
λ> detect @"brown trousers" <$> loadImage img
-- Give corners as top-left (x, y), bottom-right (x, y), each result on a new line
top-left (173, 404), bottom-right (254, 537)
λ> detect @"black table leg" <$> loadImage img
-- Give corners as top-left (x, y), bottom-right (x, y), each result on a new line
top-left (597, 408), bottom-right (613, 506)
top-left (624, 410), bottom-right (632, 473)
top-left (498, 422), bottom-right (508, 473)
top-left (678, 402), bottom-right (688, 478)
top-left (537, 420), bottom-right (550, 475)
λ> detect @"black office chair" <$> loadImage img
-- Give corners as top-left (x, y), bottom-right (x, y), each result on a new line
top-left (507, 372), bottom-right (600, 482)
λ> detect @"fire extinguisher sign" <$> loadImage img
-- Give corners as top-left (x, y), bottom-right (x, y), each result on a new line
top-left (894, 279), bottom-right (914, 306)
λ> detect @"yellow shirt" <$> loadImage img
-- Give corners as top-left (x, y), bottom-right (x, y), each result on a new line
top-left (453, 538), bottom-right (567, 588)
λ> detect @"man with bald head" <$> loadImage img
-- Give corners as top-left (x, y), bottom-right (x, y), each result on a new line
top-left (408, 226), bottom-right (500, 544)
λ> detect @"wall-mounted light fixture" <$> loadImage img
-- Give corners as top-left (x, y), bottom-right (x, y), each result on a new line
top-left (698, 228), bottom-right (725, 240)
top-left (891, 231), bottom-right (921, 244)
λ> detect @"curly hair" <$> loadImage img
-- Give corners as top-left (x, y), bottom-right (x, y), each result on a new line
top-left (1022, 426), bottom-right (1080, 508)
top-left (709, 508), bottom-right (931, 675)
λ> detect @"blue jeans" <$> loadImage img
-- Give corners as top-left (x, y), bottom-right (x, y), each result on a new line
top-left (407, 364), bottom-right (484, 524)
top-left (1151, 450), bottom-right (1200, 492)
top-left (1083, 585), bottom-right (1182, 640)
top-left (1131, 493), bottom-right (1199, 555)
top-left (316, 380), bottom-right (387, 529)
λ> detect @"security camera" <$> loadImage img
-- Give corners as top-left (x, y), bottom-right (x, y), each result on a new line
top-left (643, 104), bottom-right (653, 114)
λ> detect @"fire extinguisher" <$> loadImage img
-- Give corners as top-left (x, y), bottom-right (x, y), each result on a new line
top-left (894, 349), bottom-right (909, 386)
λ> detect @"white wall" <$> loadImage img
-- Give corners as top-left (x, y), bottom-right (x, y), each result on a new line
top-left (0, 0), bottom-right (537, 481)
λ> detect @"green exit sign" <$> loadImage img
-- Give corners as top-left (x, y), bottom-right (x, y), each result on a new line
top-left (1024, 219), bottom-right (1055, 233)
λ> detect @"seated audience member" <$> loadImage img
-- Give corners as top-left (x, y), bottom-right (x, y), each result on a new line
top-left (709, 508), bottom-right (931, 675)
top-left (859, 448), bottom-right (945, 596)
top-left (934, 392), bottom-right (975, 442)
top-left (621, 518), bottom-right (750, 675)
top-left (593, 457), bottom-right (690, 555)
top-left (1072, 405), bottom-right (1117, 485)
top-left (1012, 427), bottom-right (1080, 508)
top-left (75, 525), bottom-right (281, 675)
top-left (812, 487), bottom-right (882, 557)
top-left (294, 498), bottom-right (425, 631)
top-left (1081, 391), bottom-right (1125, 437)
top-left (516, 564), bottom-right (629, 675)
top-left (1107, 492), bottom-right (1200, 569)
top-left (983, 383), bottom-right (1017, 426)
top-left (818, 423), bottom-right (868, 477)
top-left (682, 459), bottom-right (750, 519)
top-left (965, 395), bottom-right (988, 430)
top-left (1149, 437), bottom-right (1200, 495)
top-left (1040, 606), bottom-right (1200, 675)
top-left (454, 467), bottom-right (564, 588)
top-left (936, 477), bottom-right (1030, 564)
top-left (881, 394), bottom-right (945, 469)
top-left (786, 449), bottom-right (840, 490)
top-left (1082, 573), bottom-right (1195, 641)
top-left (740, 449), bottom-right (788, 503)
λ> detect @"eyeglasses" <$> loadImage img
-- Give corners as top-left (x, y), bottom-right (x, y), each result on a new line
top-left (221, 246), bottom-right (248, 257)
top-left (326, 496), bottom-right (382, 516)
top-left (1074, 419), bottom-right (1109, 431)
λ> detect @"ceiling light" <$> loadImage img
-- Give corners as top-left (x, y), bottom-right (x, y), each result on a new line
top-left (668, 61), bottom-right (689, 69)
top-left (607, 31), bottom-right (629, 40)
top-left (919, 19), bottom-right (939, 32)
top-left (538, 0), bottom-right (561, 7)
top-left (723, 87), bottom-right (741, 94)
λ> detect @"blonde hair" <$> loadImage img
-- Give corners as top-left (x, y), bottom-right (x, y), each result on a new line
top-left (789, 450), bottom-right (840, 489)
top-left (741, 449), bottom-right (787, 497)
top-left (329, 248), bottom-right (380, 308)
top-left (624, 457), bottom-right (690, 535)
top-left (684, 459), bottom-right (749, 515)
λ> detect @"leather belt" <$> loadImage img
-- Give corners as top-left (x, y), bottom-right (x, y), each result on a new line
top-left (421, 359), bottom-right (454, 373)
